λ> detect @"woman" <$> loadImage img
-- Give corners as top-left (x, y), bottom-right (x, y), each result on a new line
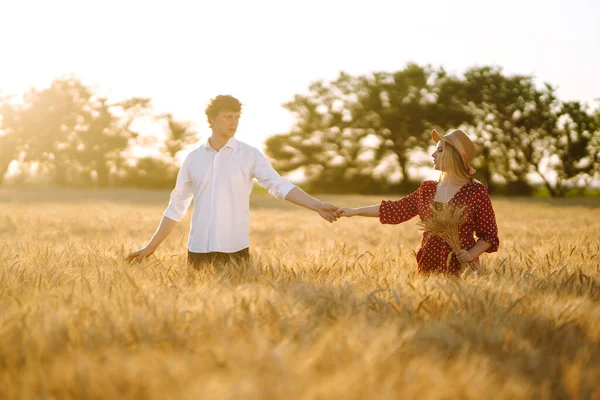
top-left (336, 129), bottom-right (499, 275)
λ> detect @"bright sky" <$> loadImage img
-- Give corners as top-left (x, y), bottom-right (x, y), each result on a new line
top-left (1, 0), bottom-right (599, 152)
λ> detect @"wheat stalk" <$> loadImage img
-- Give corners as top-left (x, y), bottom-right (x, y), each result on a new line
top-left (417, 203), bottom-right (479, 276)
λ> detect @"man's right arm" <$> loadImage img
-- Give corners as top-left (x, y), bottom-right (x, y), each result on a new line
top-left (126, 155), bottom-right (194, 264)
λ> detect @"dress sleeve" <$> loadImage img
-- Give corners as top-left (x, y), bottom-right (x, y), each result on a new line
top-left (474, 186), bottom-right (500, 253)
top-left (379, 184), bottom-right (422, 225)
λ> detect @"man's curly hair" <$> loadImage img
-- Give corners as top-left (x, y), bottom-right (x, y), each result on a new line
top-left (205, 95), bottom-right (242, 127)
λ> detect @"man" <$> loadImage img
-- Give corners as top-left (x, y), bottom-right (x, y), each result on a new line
top-left (126, 95), bottom-right (338, 268)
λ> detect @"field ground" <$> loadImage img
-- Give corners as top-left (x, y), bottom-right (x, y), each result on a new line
top-left (1, 187), bottom-right (599, 399)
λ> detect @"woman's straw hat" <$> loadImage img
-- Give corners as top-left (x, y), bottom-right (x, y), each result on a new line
top-left (432, 129), bottom-right (477, 175)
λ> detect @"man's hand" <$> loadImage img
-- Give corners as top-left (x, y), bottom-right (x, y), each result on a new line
top-left (126, 246), bottom-right (156, 264)
top-left (455, 249), bottom-right (476, 263)
top-left (317, 202), bottom-right (339, 223)
top-left (335, 207), bottom-right (357, 218)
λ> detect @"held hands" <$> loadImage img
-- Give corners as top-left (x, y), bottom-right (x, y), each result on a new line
top-left (316, 202), bottom-right (340, 223)
top-left (315, 203), bottom-right (358, 222)
top-left (334, 207), bottom-right (357, 218)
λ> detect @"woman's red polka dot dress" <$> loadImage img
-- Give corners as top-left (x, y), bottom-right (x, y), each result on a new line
top-left (379, 180), bottom-right (499, 274)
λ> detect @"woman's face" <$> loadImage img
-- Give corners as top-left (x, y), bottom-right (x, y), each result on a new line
top-left (431, 142), bottom-right (444, 171)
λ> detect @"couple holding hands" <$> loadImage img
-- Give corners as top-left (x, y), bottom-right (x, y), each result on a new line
top-left (127, 95), bottom-right (499, 275)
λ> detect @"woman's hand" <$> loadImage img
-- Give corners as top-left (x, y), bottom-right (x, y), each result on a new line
top-left (455, 249), bottom-right (476, 263)
top-left (335, 207), bottom-right (357, 218)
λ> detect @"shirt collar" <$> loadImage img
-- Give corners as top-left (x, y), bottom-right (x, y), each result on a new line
top-left (204, 137), bottom-right (239, 152)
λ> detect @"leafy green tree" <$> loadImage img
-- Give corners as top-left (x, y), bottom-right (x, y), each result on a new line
top-left (0, 77), bottom-right (151, 186)
top-left (541, 101), bottom-right (599, 196)
top-left (266, 64), bottom-right (467, 192)
top-left (161, 113), bottom-right (197, 161)
top-left (0, 94), bottom-right (23, 184)
top-left (458, 67), bottom-right (599, 196)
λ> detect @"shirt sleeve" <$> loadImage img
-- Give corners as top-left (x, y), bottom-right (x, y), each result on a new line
top-left (474, 186), bottom-right (499, 253)
top-left (163, 155), bottom-right (194, 222)
top-left (252, 150), bottom-right (296, 200)
top-left (379, 185), bottom-right (422, 224)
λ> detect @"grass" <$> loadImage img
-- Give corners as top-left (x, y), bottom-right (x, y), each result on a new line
top-left (1, 188), bottom-right (599, 399)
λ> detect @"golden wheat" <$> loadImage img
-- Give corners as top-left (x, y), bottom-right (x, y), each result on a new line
top-left (0, 188), bottom-right (599, 399)
top-left (417, 203), bottom-right (480, 275)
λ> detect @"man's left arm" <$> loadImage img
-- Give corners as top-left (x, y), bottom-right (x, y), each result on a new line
top-left (252, 150), bottom-right (338, 223)
top-left (284, 187), bottom-right (338, 223)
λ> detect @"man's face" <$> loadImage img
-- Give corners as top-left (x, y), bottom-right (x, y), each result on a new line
top-left (210, 110), bottom-right (241, 138)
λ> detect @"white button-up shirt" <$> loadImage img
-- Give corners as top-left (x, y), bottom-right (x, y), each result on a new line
top-left (163, 137), bottom-right (296, 253)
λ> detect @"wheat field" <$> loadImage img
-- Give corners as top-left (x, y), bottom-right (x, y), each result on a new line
top-left (1, 188), bottom-right (599, 399)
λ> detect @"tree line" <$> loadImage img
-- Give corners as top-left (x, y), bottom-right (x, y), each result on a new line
top-left (265, 64), bottom-right (599, 197)
top-left (1, 65), bottom-right (599, 196)
top-left (0, 77), bottom-right (197, 189)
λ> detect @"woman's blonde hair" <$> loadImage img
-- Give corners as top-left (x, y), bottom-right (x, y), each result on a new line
top-left (439, 141), bottom-right (473, 185)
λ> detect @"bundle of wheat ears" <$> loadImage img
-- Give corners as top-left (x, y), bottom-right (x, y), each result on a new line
top-left (417, 203), bottom-right (479, 276)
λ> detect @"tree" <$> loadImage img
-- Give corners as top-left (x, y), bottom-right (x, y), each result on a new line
top-left (456, 67), bottom-right (559, 194)
top-left (3, 78), bottom-right (93, 185)
top-left (266, 64), bottom-right (467, 193)
top-left (120, 156), bottom-right (178, 189)
top-left (457, 67), bottom-right (599, 196)
top-left (0, 94), bottom-right (23, 184)
top-left (74, 97), bottom-right (152, 186)
top-left (540, 101), bottom-right (599, 196)
top-left (0, 77), bottom-right (151, 186)
top-left (161, 113), bottom-right (197, 161)
top-left (117, 113), bottom-right (197, 189)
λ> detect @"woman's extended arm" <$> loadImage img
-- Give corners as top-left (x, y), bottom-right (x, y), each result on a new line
top-left (336, 204), bottom-right (380, 218)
